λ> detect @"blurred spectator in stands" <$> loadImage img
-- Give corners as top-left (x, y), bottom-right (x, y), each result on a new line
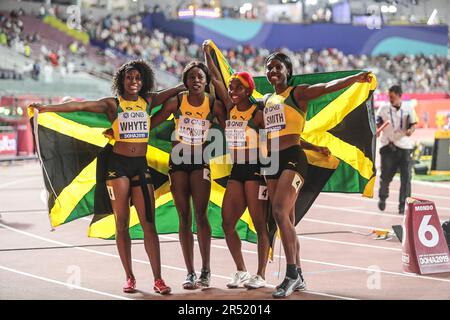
top-left (24, 41), bottom-right (31, 57)
top-left (54, 6), bottom-right (62, 20)
top-left (32, 60), bottom-right (40, 80)
top-left (0, 28), bottom-right (7, 46)
top-left (445, 112), bottom-right (450, 130)
top-left (13, 63), bottom-right (23, 80)
top-left (48, 51), bottom-right (59, 67)
top-left (26, 10), bottom-right (443, 94)
top-left (422, 111), bottom-right (429, 129)
top-left (40, 44), bottom-right (49, 59)
top-left (153, 5), bottom-right (161, 13)
top-left (43, 62), bottom-right (53, 83)
top-left (47, 6), bottom-right (55, 17)
top-left (67, 59), bottom-right (75, 74)
top-left (69, 41), bottom-right (78, 55)
top-left (279, 11), bottom-right (290, 22)
top-left (78, 44), bottom-right (87, 58)
top-left (31, 32), bottom-right (40, 43)
top-left (38, 4), bottom-right (46, 18)
top-left (23, 60), bottom-right (33, 76)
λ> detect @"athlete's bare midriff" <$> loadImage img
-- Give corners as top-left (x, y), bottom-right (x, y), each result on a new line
top-left (113, 141), bottom-right (148, 157)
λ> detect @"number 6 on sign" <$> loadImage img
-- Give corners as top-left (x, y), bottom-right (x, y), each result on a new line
top-left (402, 197), bottom-right (450, 274)
top-left (418, 215), bottom-right (439, 248)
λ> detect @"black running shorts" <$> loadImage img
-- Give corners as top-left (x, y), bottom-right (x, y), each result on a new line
top-left (106, 152), bottom-right (152, 182)
top-left (263, 144), bottom-right (308, 180)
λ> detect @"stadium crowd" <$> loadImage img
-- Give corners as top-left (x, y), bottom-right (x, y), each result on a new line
top-left (0, 8), bottom-right (448, 94)
top-left (81, 13), bottom-right (450, 93)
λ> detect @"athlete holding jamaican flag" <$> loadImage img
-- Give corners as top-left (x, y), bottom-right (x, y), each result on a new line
top-left (203, 40), bottom-right (332, 291)
top-left (30, 60), bottom-right (184, 295)
top-left (150, 61), bottom-right (226, 290)
top-left (262, 52), bottom-right (372, 298)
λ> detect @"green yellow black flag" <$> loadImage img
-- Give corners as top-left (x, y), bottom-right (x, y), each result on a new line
top-left (30, 41), bottom-right (376, 246)
top-left (206, 40), bottom-right (377, 241)
top-left (28, 104), bottom-right (259, 242)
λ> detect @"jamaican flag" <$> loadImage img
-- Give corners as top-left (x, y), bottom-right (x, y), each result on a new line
top-left (28, 104), bottom-right (258, 242)
top-left (29, 108), bottom-right (110, 227)
top-left (206, 40), bottom-right (377, 230)
top-left (30, 41), bottom-right (376, 245)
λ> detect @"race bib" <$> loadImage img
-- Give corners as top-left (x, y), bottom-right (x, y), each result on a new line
top-left (118, 111), bottom-right (149, 140)
top-left (107, 186), bottom-right (115, 200)
top-left (258, 185), bottom-right (268, 200)
top-left (292, 174), bottom-right (303, 193)
top-left (264, 104), bottom-right (286, 132)
top-left (225, 120), bottom-right (247, 148)
top-left (203, 168), bottom-right (211, 181)
top-left (177, 116), bottom-right (210, 144)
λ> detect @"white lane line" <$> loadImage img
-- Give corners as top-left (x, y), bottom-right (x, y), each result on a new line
top-left (372, 183), bottom-right (450, 201)
top-left (299, 236), bottom-right (401, 252)
top-left (312, 204), bottom-right (404, 219)
top-left (396, 176), bottom-right (450, 190)
top-left (302, 218), bottom-right (378, 231)
top-left (83, 216), bottom-right (398, 252)
top-left (0, 221), bottom-right (188, 272)
top-left (300, 258), bottom-right (450, 284)
top-left (157, 235), bottom-right (450, 285)
top-left (311, 204), bottom-right (450, 223)
top-left (0, 222), bottom-right (354, 300)
top-left (378, 189), bottom-right (450, 201)
top-left (164, 231), bottom-right (401, 257)
top-left (319, 193), bottom-right (450, 212)
top-left (0, 210), bottom-right (48, 215)
top-left (0, 265), bottom-right (132, 300)
top-left (296, 290), bottom-right (357, 300)
top-left (82, 215), bottom-right (408, 256)
top-left (158, 236), bottom-right (450, 285)
top-left (81, 216), bottom-right (431, 264)
top-left (0, 177), bottom-right (42, 189)
top-left (85, 216), bottom-right (385, 235)
top-left (40, 189), bottom-right (48, 205)
top-left (83, 217), bottom-right (402, 256)
top-left (4, 221), bottom-right (448, 299)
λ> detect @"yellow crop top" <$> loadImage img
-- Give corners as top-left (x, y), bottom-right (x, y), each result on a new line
top-left (174, 92), bottom-right (213, 145)
top-left (263, 86), bottom-right (305, 139)
top-left (111, 96), bottom-right (150, 143)
top-left (226, 104), bottom-right (259, 150)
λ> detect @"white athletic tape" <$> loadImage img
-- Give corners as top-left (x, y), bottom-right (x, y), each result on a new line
top-left (107, 186), bottom-right (116, 200)
top-left (292, 174), bottom-right (303, 193)
top-left (203, 168), bottom-right (211, 181)
top-left (258, 185), bottom-right (268, 200)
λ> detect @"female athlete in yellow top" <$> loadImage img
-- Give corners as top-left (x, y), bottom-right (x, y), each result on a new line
top-left (263, 52), bottom-right (372, 298)
top-left (203, 41), bottom-right (269, 290)
top-left (151, 61), bottom-right (226, 289)
top-left (30, 59), bottom-right (185, 295)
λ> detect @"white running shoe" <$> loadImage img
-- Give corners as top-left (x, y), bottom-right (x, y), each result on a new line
top-left (244, 275), bottom-right (266, 289)
top-left (226, 271), bottom-right (251, 288)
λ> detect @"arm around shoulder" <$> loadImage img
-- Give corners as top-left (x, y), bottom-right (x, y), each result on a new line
top-left (150, 96), bottom-right (178, 129)
top-left (213, 99), bottom-right (226, 128)
top-left (148, 83), bottom-right (185, 109)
